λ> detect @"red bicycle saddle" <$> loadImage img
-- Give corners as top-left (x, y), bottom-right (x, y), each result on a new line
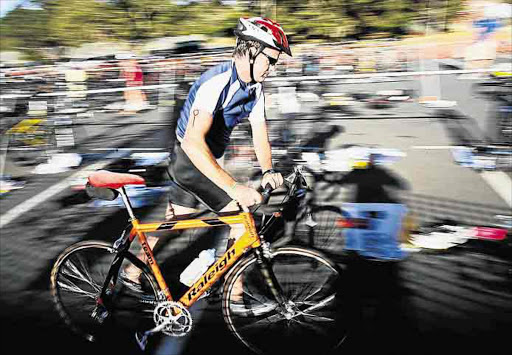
top-left (88, 170), bottom-right (146, 189)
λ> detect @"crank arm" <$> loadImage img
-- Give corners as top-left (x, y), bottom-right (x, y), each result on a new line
top-left (135, 317), bottom-right (174, 350)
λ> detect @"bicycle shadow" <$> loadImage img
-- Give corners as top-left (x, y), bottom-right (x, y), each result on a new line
top-left (271, 124), bottom-right (344, 177)
top-left (322, 153), bottom-right (411, 204)
top-left (436, 109), bottom-right (487, 146)
top-left (322, 157), bottom-right (417, 353)
top-left (337, 254), bottom-right (418, 355)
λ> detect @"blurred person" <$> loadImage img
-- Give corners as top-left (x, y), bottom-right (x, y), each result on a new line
top-left (121, 17), bottom-right (292, 289)
top-left (463, 3), bottom-right (504, 75)
top-left (333, 152), bottom-right (409, 204)
top-left (118, 53), bottom-right (147, 115)
top-left (63, 61), bottom-right (87, 99)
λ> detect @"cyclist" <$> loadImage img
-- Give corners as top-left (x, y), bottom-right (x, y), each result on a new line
top-left (121, 17), bottom-right (292, 289)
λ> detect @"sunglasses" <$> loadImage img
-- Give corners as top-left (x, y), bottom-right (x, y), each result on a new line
top-left (259, 51), bottom-right (279, 66)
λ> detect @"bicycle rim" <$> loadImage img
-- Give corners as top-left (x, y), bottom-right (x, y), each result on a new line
top-left (295, 206), bottom-right (345, 254)
top-left (222, 247), bottom-right (346, 355)
top-left (50, 241), bottom-right (159, 343)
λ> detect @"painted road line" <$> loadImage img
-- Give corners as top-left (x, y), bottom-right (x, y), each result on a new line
top-left (480, 171), bottom-right (512, 208)
top-left (89, 147), bottom-right (167, 151)
top-left (0, 151), bottom-right (129, 229)
top-left (411, 145), bottom-right (464, 150)
top-left (38, 83), bottom-right (177, 97)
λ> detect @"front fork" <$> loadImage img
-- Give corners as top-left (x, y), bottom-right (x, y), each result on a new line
top-left (253, 244), bottom-right (289, 310)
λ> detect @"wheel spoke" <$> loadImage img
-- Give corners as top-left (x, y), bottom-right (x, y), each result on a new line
top-left (291, 281), bottom-right (321, 303)
top-left (302, 294), bottom-right (335, 313)
top-left (57, 279), bottom-right (98, 300)
top-left (241, 288), bottom-right (268, 307)
top-left (298, 312), bottom-right (335, 323)
top-left (62, 257), bottom-right (102, 293)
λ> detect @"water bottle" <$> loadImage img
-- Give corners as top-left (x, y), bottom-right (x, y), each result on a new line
top-left (179, 249), bottom-right (216, 287)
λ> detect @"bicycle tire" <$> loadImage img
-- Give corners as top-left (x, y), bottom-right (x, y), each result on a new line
top-left (50, 241), bottom-right (160, 343)
top-left (222, 247), bottom-right (346, 355)
top-left (295, 205), bottom-right (346, 254)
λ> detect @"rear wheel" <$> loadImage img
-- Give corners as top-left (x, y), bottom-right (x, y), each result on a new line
top-left (50, 241), bottom-right (160, 343)
top-left (222, 247), bottom-right (346, 355)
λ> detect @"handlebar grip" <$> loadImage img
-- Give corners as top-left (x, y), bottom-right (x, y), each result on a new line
top-left (249, 184), bottom-right (273, 214)
top-left (260, 183), bottom-right (273, 205)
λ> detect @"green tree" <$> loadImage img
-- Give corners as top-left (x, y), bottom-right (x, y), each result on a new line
top-left (0, 7), bottom-right (51, 50)
top-left (0, 0), bottom-right (468, 56)
top-left (43, 0), bottom-right (115, 46)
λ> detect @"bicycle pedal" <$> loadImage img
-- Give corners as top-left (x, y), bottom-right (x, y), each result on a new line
top-left (135, 332), bottom-right (148, 351)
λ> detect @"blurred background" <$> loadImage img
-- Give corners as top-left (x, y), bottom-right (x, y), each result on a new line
top-left (0, 1), bottom-right (511, 355)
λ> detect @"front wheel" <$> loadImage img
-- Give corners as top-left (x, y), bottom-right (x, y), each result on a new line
top-left (222, 247), bottom-right (346, 355)
top-left (295, 205), bottom-right (346, 254)
top-left (50, 241), bottom-right (160, 343)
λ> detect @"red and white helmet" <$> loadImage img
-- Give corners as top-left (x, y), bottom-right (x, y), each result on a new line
top-left (234, 17), bottom-right (292, 57)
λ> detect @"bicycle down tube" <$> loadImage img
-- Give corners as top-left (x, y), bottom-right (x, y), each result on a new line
top-left (129, 211), bottom-right (262, 307)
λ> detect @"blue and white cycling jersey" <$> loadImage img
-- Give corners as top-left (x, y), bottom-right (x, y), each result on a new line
top-left (176, 60), bottom-right (265, 158)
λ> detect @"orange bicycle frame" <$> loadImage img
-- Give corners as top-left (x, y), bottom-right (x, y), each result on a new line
top-left (126, 212), bottom-right (262, 307)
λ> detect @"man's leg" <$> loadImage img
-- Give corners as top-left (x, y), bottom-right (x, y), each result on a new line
top-left (122, 202), bottom-right (200, 283)
top-left (219, 200), bottom-right (245, 300)
top-left (219, 200), bottom-right (245, 247)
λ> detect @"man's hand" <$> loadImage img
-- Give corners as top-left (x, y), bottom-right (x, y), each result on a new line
top-left (261, 170), bottom-right (284, 190)
top-left (228, 184), bottom-right (263, 209)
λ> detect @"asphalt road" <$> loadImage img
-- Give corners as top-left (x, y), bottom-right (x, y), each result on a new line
top-left (1, 73), bottom-right (511, 355)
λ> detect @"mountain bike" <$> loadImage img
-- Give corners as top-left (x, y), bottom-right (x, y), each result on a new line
top-left (50, 166), bottom-right (347, 355)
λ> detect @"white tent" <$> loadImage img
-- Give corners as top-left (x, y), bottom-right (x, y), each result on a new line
top-left (142, 35), bottom-right (206, 53)
top-left (66, 42), bottom-right (131, 59)
top-left (0, 51), bottom-right (27, 66)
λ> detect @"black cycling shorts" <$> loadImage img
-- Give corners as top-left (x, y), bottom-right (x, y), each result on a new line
top-left (167, 143), bottom-right (233, 212)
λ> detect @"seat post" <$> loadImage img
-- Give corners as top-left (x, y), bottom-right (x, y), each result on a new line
top-left (118, 186), bottom-right (137, 220)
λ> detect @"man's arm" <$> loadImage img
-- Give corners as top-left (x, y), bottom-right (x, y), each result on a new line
top-left (251, 121), bottom-right (273, 173)
top-left (251, 121), bottom-right (283, 189)
top-left (181, 108), bottom-right (262, 207)
top-left (181, 108), bottom-right (235, 191)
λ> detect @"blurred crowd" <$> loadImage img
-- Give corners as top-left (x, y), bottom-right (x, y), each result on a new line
top-left (1, 16), bottom-right (511, 120)
top-left (1, 15), bottom-right (510, 187)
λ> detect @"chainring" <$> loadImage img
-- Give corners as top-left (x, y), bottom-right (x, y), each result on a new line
top-left (153, 301), bottom-right (193, 337)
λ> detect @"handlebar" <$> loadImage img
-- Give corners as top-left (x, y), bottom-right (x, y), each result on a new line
top-left (260, 183), bottom-right (274, 205)
top-left (241, 167), bottom-right (306, 214)
top-left (246, 183), bottom-right (274, 214)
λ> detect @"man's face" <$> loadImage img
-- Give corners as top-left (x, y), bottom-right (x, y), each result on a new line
top-left (251, 47), bottom-right (280, 82)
